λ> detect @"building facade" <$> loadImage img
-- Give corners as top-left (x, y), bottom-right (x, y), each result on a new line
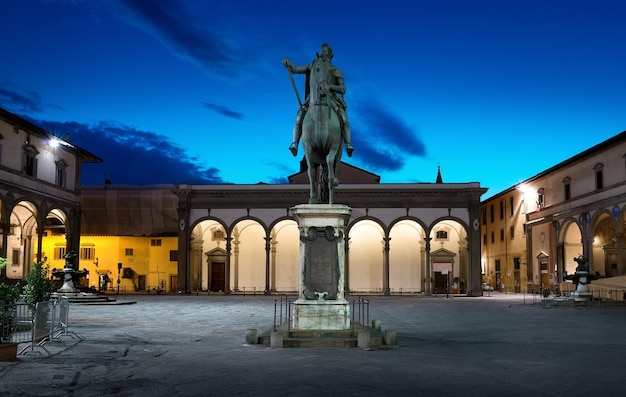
top-left (173, 173), bottom-right (486, 297)
top-left (481, 131), bottom-right (626, 294)
top-left (71, 166), bottom-right (487, 296)
top-left (0, 107), bottom-right (101, 282)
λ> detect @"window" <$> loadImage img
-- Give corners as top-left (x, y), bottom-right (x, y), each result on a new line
top-left (509, 196), bottom-right (514, 217)
top-left (490, 205), bottom-right (494, 223)
top-left (482, 208), bottom-right (486, 225)
top-left (11, 249), bottom-right (20, 266)
top-left (563, 177), bottom-right (571, 200)
top-left (495, 259), bottom-right (501, 272)
top-left (491, 232), bottom-right (494, 244)
top-left (169, 250), bottom-right (178, 261)
top-left (151, 239), bottom-right (162, 247)
top-left (513, 257), bottom-right (521, 271)
top-left (483, 234), bottom-right (487, 245)
top-left (55, 159), bottom-right (67, 187)
top-left (435, 230), bottom-right (448, 240)
top-left (125, 248), bottom-right (134, 256)
top-left (510, 226), bottom-right (515, 240)
top-left (500, 229), bottom-right (504, 241)
top-left (80, 246), bottom-right (95, 260)
top-left (536, 188), bottom-right (544, 210)
top-left (23, 143), bottom-right (39, 177)
top-left (594, 163), bottom-right (604, 190)
top-left (54, 246), bottom-right (67, 260)
top-left (499, 200), bottom-right (504, 220)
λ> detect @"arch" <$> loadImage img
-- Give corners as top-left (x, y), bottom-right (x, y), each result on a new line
top-left (231, 218), bottom-right (266, 294)
top-left (347, 219), bottom-right (385, 294)
top-left (270, 219), bottom-right (299, 293)
top-left (5, 199), bottom-right (40, 278)
top-left (228, 216), bottom-right (269, 236)
top-left (388, 219), bottom-right (425, 294)
top-left (190, 218), bottom-right (228, 292)
top-left (346, 215), bottom-right (387, 236)
top-left (428, 218), bottom-right (469, 294)
top-left (560, 218), bottom-right (583, 277)
top-left (590, 209), bottom-right (617, 276)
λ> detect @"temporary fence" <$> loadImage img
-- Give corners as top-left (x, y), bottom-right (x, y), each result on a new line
top-left (0, 297), bottom-right (81, 356)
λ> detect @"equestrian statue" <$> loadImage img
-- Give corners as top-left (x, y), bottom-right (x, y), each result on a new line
top-left (283, 43), bottom-right (354, 204)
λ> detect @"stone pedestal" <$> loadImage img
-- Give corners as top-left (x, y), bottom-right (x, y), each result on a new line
top-left (573, 272), bottom-right (592, 302)
top-left (291, 204), bottom-right (351, 330)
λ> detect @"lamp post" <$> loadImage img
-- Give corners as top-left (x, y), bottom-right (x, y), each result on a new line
top-left (117, 262), bottom-right (122, 296)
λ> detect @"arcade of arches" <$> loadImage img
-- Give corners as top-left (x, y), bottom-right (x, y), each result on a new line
top-left (187, 216), bottom-right (470, 295)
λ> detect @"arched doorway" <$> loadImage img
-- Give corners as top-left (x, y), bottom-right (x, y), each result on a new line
top-left (429, 220), bottom-right (468, 294)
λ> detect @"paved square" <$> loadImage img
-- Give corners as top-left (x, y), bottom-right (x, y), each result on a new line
top-left (1, 294), bottom-right (625, 396)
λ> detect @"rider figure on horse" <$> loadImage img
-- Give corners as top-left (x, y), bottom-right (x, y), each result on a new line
top-left (283, 43), bottom-right (354, 158)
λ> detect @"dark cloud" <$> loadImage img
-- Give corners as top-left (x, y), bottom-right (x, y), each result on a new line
top-left (119, 0), bottom-right (238, 73)
top-left (350, 100), bottom-right (426, 172)
top-left (31, 117), bottom-right (227, 185)
top-left (0, 87), bottom-right (44, 113)
top-left (201, 101), bottom-right (245, 120)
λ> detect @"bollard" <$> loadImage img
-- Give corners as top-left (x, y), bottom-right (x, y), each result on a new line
top-left (245, 329), bottom-right (258, 345)
top-left (271, 331), bottom-right (283, 348)
top-left (371, 319), bottom-right (382, 331)
top-left (384, 329), bottom-right (397, 345)
top-left (358, 331), bottom-right (371, 350)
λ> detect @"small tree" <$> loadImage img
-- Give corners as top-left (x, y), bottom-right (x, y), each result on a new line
top-left (23, 260), bottom-right (56, 315)
top-left (0, 258), bottom-right (20, 344)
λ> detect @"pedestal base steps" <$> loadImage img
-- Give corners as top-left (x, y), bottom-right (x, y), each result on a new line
top-left (254, 322), bottom-right (397, 349)
top-left (51, 292), bottom-right (135, 305)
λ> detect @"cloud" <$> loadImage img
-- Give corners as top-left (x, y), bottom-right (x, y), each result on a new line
top-left (0, 87), bottom-right (45, 113)
top-left (30, 117), bottom-right (227, 185)
top-left (201, 101), bottom-right (245, 120)
top-left (117, 0), bottom-right (239, 74)
top-left (350, 100), bottom-right (426, 172)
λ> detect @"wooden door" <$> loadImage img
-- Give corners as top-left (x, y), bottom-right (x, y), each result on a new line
top-left (210, 262), bottom-right (226, 292)
top-left (434, 272), bottom-right (448, 294)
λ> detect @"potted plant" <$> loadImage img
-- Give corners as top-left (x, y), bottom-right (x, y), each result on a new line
top-left (0, 257), bottom-right (20, 360)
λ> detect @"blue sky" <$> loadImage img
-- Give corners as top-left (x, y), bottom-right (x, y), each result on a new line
top-left (1, 0), bottom-right (625, 199)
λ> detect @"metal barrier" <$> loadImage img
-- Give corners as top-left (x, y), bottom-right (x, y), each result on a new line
top-left (351, 297), bottom-right (369, 335)
top-left (19, 301), bottom-right (52, 355)
top-left (49, 296), bottom-right (81, 342)
top-left (273, 296), bottom-right (292, 331)
top-left (0, 298), bottom-right (81, 356)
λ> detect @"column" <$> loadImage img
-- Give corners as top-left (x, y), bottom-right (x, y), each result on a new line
top-left (424, 237), bottom-right (432, 296)
top-left (382, 237), bottom-right (391, 296)
top-left (264, 236), bottom-right (271, 294)
top-left (225, 236), bottom-right (232, 294)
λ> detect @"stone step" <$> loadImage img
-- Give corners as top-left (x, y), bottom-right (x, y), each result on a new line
top-left (257, 324), bottom-right (385, 348)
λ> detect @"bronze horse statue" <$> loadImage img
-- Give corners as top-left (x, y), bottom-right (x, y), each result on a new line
top-left (301, 53), bottom-right (343, 204)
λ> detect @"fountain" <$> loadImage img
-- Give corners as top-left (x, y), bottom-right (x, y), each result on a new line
top-left (51, 251), bottom-right (89, 293)
top-left (563, 255), bottom-right (601, 301)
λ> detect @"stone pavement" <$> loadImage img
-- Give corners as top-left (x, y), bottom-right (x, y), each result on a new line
top-left (1, 293), bottom-right (625, 396)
